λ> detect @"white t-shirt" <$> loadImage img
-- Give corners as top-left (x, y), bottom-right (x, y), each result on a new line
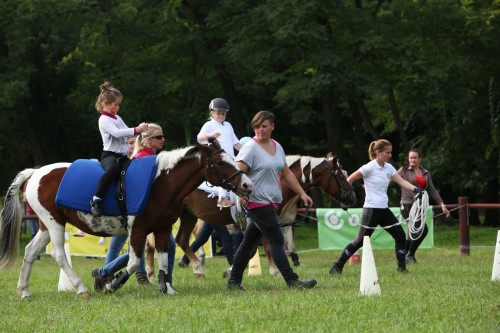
top-left (359, 159), bottom-right (397, 208)
top-left (198, 118), bottom-right (239, 157)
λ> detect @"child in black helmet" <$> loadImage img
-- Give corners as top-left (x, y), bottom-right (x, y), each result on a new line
top-left (197, 98), bottom-right (241, 208)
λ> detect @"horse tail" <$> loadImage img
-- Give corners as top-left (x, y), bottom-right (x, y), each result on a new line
top-left (0, 168), bottom-right (36, 269)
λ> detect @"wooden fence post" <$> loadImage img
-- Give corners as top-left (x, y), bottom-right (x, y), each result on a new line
top-left (458, 196), bottom-right (470, 256)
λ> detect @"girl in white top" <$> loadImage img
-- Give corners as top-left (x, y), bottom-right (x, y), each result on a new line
top-left (197, 98), bottom-right (241, 208)
top-left (91, 82), bottom-right (148, 216)
top-left (329, 139), bottom-right (424, 274)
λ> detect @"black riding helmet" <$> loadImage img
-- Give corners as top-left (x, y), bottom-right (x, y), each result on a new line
top-left (209, 98), bottom-right (229, 112)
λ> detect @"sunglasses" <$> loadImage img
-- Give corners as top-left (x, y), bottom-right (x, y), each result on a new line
top-left (151, 135), bottom-right (165, 140)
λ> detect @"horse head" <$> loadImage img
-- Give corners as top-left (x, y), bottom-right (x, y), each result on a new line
top-left (323, 155), bottom-right (356, 208)
top-left (199, 140), bottom-right (252, 200)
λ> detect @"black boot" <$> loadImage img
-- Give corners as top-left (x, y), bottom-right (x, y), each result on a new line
top-left (328, 248), bottom-right (351, 275)
top-left (396, 248), bottom-right (408, 273)
top-left (90, 198), bottom-right (102, 217)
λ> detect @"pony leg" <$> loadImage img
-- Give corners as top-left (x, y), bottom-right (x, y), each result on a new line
top-left (157, 251), bottom-right (176, 295)
top-left (282, 226), bottom-right (300, 266)
top-left (145, 233), bottom-right (155, 281)
top-left (17, 230), bottom-right (50, 299)
top-left (48, 225), bottom-right (89, 297)
top-left (106, 244), bottom-right (141, 292)
top-left (262, 237), bottom-right (279, 276)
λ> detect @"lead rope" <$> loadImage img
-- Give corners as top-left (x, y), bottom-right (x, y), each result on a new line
top-left (407, 191), bottom-right (429, 240)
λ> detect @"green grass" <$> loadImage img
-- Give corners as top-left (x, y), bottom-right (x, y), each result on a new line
top-left (0, 224), bottom-right (499, 332)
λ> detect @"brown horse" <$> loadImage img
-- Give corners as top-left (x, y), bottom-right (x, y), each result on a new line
top-left (0, 142), bottom-right (252, 298)
top-left (151, 154), bottom-right (355, 278)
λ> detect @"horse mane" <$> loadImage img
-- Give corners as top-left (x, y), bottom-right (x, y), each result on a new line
top-left (156, 146), bottom-right (199, 176)
top-left (286, 155), bottom-right (326, 183)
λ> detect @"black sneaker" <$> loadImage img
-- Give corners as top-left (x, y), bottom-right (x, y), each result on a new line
top-left (90, 198), bottom-right (102, 217)
top-left (136, 272), bottom-right (151, 285)
top-left (288, 279), bottom-right (317, 289)
top-left (405, 255), bottom-right (417, 264)
top-left (226, 280), bottom-right (246, 291)
top-left (328, 262), bottom-right (344, 275)
top-left (91, 268), bottom-right (104, 291)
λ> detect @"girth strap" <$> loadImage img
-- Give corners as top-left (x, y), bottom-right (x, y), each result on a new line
top-left (115, 156), bottom-right (131, 230)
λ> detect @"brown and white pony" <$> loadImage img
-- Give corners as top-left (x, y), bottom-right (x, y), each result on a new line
top-left (149, 154), bottom-right (355, 278)
top-left (0, 142), bottom-right (252, 298)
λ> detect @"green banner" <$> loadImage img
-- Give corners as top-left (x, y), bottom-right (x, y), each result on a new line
top-left (317, 207), bottom-right (434, 250)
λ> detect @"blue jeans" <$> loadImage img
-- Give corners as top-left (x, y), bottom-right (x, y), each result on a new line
top-left (27, 218), bottom-right (39, 242)
top-left (181, 222), bottom-right (235, 265)
top-left (98, 234), bottom-right (176, 283)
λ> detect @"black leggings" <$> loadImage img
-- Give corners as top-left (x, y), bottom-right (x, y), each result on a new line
top-left (229, 205), bottom-right (299, 285)
top-left (337, 208), bottom-right (406, 266)
top-left (94, 151), bottom-right (126, 199)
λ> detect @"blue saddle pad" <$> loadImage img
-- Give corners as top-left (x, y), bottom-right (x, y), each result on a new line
top-left (55, 156), bottom-right (157, 215)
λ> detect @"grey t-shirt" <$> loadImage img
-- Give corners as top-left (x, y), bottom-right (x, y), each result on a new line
top-left (236, 138), bottom-right (286, 204)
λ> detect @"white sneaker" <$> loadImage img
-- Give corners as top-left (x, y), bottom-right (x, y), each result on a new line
top-left (73, 230), bottom-right (86, 237)
top-left (217, 198), bottom-right (234, 208)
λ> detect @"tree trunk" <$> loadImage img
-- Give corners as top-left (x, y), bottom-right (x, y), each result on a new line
top-left (347, 98), bottom-right (369, 165)
top-left (18, 99), bottom-right (46, 166)
top-left (387, 87), bottom-right (409, 152)
top-left (322, 91), bottom-right (342, 157)
top-left (213, 63), bottom-right (248, 137)
top-left (353, 95), bottom-right (379, 139)
top-left (484, 177), bottom-right (500, 227)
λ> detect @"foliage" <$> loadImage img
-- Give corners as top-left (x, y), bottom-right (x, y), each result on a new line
top-left (0, 0), bottom-right (498, 222)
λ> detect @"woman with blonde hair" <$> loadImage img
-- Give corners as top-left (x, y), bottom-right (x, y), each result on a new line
top-left (329, 139), bottom-right (424, 275)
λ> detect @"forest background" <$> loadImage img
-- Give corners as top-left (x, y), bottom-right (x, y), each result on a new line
top-left (0, 0), bottom-right (498, 225)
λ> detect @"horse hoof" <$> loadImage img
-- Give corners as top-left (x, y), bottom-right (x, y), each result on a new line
top-left (79, 291), bottom-right (91, 298)
top-left (293, 260), bottom-right (301, 267)
top-left (20, 293), bottom-right (31, 300)
top-left (194, 273), bottom-right (205, 279)
top-left (222, 269), bottom-right (231, 279)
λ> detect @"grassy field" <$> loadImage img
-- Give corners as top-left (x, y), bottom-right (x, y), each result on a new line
top-left (0, 224), bottom-right (499, 333)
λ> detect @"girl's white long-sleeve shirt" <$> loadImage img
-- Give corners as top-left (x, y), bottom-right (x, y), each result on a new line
top-left (98, 113), bottom-right (135, 156)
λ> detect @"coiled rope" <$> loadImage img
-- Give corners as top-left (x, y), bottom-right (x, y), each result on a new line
top-left (407, 191), bottom-right (429, 240)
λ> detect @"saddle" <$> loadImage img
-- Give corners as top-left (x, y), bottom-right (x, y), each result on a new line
top-left (55, 156), bottom-right (158, 216)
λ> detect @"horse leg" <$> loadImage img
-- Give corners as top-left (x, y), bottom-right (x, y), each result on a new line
top-left (48, 225), bottom-right (89, 297)
top-left (145, 233), bottom-right (155, 281)
top-left (176, 217), bottom-right (205, 279)
top-left (193, 220), bottom-right (205, 265)
top-left (107, 231), bottom-right (144, 292)
top-left (17, 229), bottom-right (50, 299)
top-left (262, 237), bottom-right (279, 276)
top-left (282, 226), bottom-right (300, 266)
top-left (154, 231), bottom-right (176, 294)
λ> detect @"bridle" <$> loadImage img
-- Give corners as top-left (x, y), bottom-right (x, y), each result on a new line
top-left (325, 158), bottom-right (355, 207)
top-left (205, 148), bottom-right (245, 192)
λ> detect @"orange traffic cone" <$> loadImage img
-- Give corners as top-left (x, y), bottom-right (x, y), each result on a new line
top-left (349, 251), bottom-right (361, 265)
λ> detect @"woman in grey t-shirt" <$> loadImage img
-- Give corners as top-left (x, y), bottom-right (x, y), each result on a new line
top-left (226, 111), bottom-right (317, 291)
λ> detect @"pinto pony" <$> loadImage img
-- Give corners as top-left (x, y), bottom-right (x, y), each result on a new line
top-left (0, 142), bottom-right (252, 298)
top-left (155, 154), bottom-right (355, 278)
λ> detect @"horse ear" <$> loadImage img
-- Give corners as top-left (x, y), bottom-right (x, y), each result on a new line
top-left (326, 152), bottom-right (333, 158)
top-left (210, 137), bottom-right (222, 149)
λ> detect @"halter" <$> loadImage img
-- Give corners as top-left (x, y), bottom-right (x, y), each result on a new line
top-left (326, 159), bottom-right (354, 207)
top-left (205, 148), bottom-right (245, 192)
